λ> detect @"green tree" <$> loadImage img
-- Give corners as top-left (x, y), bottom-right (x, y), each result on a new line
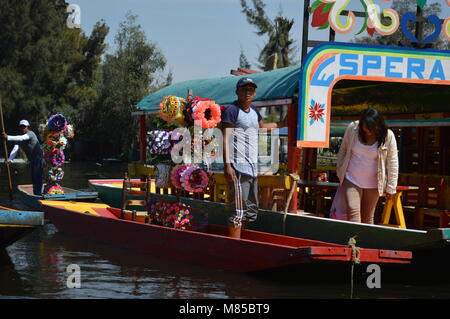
top-left (0, 0), bottom-right (109, 156)
top-left (239, 47), bottom-right (252, 69)
top-left (240, 0), bottom-right (296, 70)
top-left (88, 12), bottom-right (172, 161)
top-left (354, 0), bottom-right (449, 49)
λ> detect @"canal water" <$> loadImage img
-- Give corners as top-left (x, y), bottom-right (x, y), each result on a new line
top-left (1, 161), bottom-right (449, 300)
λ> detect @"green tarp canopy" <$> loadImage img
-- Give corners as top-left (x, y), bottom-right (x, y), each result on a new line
top-left (136, 65), bottom-right (301, 113)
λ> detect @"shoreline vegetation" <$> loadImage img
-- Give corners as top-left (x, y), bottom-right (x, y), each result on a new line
top-left (0, 2), bottom-right (171, 163)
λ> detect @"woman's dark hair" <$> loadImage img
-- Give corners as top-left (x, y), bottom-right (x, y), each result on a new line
top-left (358, 108), bottom-right (388, 147)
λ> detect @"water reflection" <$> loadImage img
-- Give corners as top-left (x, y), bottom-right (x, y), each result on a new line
top-left (6, 224), bottom-right (289, 299)
top-left (0, 248), bottom-right (29, 297)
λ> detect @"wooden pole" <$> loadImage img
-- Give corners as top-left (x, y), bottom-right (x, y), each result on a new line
top-left (287, 99), bottom-right (301, 213)
top-left (0, 99), bottom-right (13, 200)
top-left (301, 0), bottom-right (311, 63)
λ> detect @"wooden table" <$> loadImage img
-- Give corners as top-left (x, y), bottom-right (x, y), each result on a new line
top-left (297, 180), bottom-right (418, 229)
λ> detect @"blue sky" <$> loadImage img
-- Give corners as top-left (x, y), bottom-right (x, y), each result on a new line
top-left (73, 0), bottom-right (450, 84)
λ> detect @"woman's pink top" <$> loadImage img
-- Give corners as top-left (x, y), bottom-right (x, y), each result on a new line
top-left (345, 138), bottom-right (379, 189)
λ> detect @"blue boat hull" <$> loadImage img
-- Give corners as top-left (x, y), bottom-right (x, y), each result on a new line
top-left (0, 209), bottom-right (44, 248)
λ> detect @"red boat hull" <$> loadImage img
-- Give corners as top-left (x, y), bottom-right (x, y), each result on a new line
top-left (41, 203), bottom-right (412, 272)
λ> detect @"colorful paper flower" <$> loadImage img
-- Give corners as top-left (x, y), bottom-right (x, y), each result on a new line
top-left (48, 167), bottom-right (64, 182)
top-left (180, 165), bottom-right (209, 193)
top-left (64, 124), bottom-right (75, 138)
top-left (159, 96), bottom-right (186, 126)
top-left (147, 130), bottom-right (173, 155)
top-left (47, 114), bottom-right (68, 132)
top-left (170, 164), bottom-right (190, 189)
top-left (192, 100), bottom-right (221, 129)
top-left (46, 184), bottom-right (64, 195)
top-left (147, 199), bottom-right (193, 229)
top-left (44, 149), bottom-right (65, 167)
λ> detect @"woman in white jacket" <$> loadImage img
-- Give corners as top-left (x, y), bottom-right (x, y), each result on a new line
top-left (332, 108), bottom-right (399, 224)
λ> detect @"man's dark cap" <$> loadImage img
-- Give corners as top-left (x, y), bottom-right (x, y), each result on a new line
top-left (236, 77), bottom-right (257, 89)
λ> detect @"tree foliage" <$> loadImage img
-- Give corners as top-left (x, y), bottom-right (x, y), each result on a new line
top-left (240, 0), bottom-right (296, 70)
top-left (239, 47), bottom-right (252, 69)
top-left (0, 0), bottom-right (109, 136)
top-left (0, 1), bottom-right (172, 161)
top-left (82, 12), bottom-right (172, 161)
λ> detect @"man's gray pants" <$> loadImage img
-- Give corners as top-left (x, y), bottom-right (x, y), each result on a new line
top-left (228, 172), bottom-right (259, 227)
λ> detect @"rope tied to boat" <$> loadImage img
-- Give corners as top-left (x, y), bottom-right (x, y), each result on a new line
top-left (348, 236), bottom-right (360, 265)
top-left (282, 173), bottom-right (300, 235)
top-left (348, 236), bottom-right (360, 299)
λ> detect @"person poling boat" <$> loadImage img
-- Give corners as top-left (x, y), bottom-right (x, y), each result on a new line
top-left (222, 77), bottom-right (286, 238)
top-left (2, 120), bottom-right (45, 195)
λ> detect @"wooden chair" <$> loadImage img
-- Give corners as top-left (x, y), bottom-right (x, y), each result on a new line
top-left (414, 176), bottom-right (448, 229)
top-left (121, 173), bottom-right (151, 223)
top-left (270, 188), bottom-right (287, 211)
top-left (399, 174), bottom-right (422, 212)
top-left (301, 173), bottom-right (332, 216)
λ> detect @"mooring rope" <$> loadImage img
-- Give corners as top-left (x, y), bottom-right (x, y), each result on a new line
top-left (282, 173), bottom-right (300, 235)
top-left (348, 236), bottom-right (361, 299)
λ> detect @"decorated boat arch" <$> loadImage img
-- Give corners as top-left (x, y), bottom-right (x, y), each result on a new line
top-left (297, 42), bottom-right (450, 148)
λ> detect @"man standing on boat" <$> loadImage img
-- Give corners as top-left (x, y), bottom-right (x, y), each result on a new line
top-left (2, 120), bottom-right (44, 195)
top-left (222, 77), bottom-right (285, 238)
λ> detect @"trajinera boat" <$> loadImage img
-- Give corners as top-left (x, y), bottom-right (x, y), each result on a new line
top-left (18, 184), bottom-right (98, 210)
top-left (40, 200), bottom-right (412, 272)
top-left (88, 178), bottom-right (449, 264)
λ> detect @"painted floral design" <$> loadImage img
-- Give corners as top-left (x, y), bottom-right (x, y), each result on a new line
top-left (309, 100), bottom-right (326, 126)
top-left (310, 0), bottom-right (401, 36)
